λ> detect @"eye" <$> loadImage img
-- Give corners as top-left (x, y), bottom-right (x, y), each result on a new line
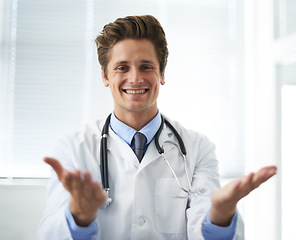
top-left (116, 65), bottom-right (129, 72)
top-left (140, 65), bottom-right (154, 71)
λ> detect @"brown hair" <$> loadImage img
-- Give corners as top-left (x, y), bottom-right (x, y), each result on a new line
top-left (95, 15), bottom-right (168, 78)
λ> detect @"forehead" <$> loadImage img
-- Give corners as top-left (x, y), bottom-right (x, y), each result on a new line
top-left (108, 39), bottom-right (159, 65)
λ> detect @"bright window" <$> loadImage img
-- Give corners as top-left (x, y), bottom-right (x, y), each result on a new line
top-left (281, 85), bottom-right (296, 240)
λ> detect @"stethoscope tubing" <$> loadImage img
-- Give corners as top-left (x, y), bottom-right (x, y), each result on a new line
top-left (100, 114), bottom-right (111, 191)
top-left (100, 113), bottom-right (193, 206)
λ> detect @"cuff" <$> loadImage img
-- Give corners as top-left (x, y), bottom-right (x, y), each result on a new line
top-left (65, 205), bottom-right (98, 240)
top-left (202, 210), bottom-right (238, 240)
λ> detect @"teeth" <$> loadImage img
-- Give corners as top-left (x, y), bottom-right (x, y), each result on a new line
top-left (125, 89), bottom-right (146, 94)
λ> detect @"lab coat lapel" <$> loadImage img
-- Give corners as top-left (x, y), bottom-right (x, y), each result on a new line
top-left (101, 122), bottom-right (176, 171)
top-left (138, 123), bottom-right (175, 172)
top-left (107, 127), bottom-right (140, 167)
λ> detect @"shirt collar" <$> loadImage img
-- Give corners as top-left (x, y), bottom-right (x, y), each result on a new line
top-left (110, 111), bottom-right (161, 146)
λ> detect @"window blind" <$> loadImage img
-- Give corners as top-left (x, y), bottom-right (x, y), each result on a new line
top-left (276, 0), bottom-right (296, 38)
top-left (0, 0), bottom-right (245, 178)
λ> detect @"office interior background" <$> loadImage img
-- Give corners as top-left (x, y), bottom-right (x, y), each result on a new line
top-left (0, 0), bottom-right (295, 239)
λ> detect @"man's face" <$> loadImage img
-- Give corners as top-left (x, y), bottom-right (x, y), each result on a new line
top-left (102, 39), bottom-right (165, 120)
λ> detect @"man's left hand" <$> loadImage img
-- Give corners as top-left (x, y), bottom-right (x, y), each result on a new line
top-left (209, 165), bottom-right (277, 226)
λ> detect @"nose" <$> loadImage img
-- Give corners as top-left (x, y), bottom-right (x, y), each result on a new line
top-left (128, 67), bottom-right (143, 83)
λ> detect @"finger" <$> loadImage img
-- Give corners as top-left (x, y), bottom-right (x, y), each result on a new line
top-left (70, 170), bottom-right (83, 199)
top-left (233, 172), bottom-right (252, 192)
top-left (62, 170), bottom-right (75, 192)
top-left (252, 166), bottom-right (276, 185)
top-left (82, 171), bottom-right (93, 198)
top-left (93, 182), bottom-right (107, 200)
top-left (252, 166), bottom-right (277, 187)
top-left (44, 157), bottom-right (64, 179)
top-left (241, 172), bottom-right (254, 186)
top-left (233, 173), bottom-right (254, 199)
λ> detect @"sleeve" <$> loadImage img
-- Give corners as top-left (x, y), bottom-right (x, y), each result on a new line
top-left (37, 135), bottom-right (99, 240)
top-left (202, 210), bottom-right (237, 239)
top-left (37, 169), bottom-right (73, 240)
top-left (65, 205), bottom-right (98, 240)
top-left (185, 134), bottom-right (245, 240)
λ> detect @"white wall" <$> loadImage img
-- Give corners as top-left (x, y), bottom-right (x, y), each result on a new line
top-left (243, 0), bottom-right (280, 239)
top-left (0, 180), bottom-right (48, 240)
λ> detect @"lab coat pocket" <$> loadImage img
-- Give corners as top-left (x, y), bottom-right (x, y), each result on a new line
top-left (155, 178), bottom-right (188, 234)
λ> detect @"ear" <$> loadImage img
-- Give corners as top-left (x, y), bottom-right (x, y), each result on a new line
top-left (160, 72), bottom-right (165, 85)
top-left (101, 67), bottom-right (109, 87)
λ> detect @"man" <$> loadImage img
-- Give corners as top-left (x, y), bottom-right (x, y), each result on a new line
top-left (38, 15), bottom-right (277, 240)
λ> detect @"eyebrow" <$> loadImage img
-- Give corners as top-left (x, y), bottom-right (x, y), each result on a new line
top-left (114, 60), bottom-right (156, 66)
top-left (140, 60), bottom-right (155, 65)
top-left (114, 60), bottom-right (129, 65)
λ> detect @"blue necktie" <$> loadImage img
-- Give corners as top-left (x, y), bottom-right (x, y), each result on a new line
top-left (133, 132), bottom-right (147, 161)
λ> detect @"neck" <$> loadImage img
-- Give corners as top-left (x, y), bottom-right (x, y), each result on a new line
top-left (114, 109), bottom-right (158, 131)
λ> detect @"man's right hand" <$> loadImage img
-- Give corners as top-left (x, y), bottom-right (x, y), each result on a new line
top-left (44, 157), bottom-right (107, 226)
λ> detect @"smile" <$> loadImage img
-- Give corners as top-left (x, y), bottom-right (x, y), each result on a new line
top-left (124, 89), bottom-right (147, 94)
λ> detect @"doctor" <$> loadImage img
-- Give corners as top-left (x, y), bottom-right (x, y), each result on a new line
top-left (38, 15), bottom-right (277, 240)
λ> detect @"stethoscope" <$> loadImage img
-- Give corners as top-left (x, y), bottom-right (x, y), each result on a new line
top-left (100, 113), bottom-right (206, 208)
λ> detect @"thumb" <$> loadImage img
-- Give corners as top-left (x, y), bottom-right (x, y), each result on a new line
top-left (44, 157), bottom-right (64, 178)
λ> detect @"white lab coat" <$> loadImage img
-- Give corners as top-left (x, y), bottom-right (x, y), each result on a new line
top-left (38, 117), bottom-right (244, 240)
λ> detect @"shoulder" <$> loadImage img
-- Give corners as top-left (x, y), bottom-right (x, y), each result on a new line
top-left (64, 119), bottom-right (104, 142)
top-left (52, 119), bottom-right (105, 156)
top-left (163, 115), bottom-right (212, 142)
top-left (162, 114), bottom-right (216, 152)
top-left (162, 114), bottom-right (218, 170)
top-left (49, 119), bottom-right (106, 170)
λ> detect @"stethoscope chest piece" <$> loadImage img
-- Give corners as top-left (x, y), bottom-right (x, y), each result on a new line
top-left (101, 188), bottom-right (112, 209)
